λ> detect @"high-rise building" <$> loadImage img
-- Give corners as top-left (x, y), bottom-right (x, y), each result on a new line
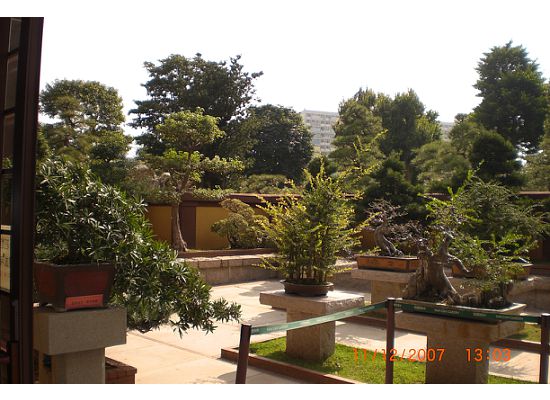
top-left (300, 110), bottom-right (339, 155)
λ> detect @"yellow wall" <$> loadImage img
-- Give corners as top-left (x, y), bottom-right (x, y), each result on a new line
top-left (145, 205), bottom-right (172, 244)
top-left (196, 206), bottom-right (230, 249)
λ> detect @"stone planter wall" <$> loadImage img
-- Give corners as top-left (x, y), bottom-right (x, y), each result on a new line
top-left (182, 253), bottom-right (281, 285)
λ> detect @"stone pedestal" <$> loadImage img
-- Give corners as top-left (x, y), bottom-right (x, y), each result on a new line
top-left (396, 311), bottom-right (523, 384)
top-left (260, 290), bottom-right (364, 362)
top-left (34, 306), bottom-right (127, 384)
top-left (351, 269), bottom-right (413, 303)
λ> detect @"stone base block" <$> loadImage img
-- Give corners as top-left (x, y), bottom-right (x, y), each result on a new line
top-left (34, 306), bottom-right (126, 384)
top-left (39, 349), bottom-right (105, 384)
top-left (287, 310), bottom-right (335, 361)
top-left (351, 269), bottom-right (413, 303)
top-left (260, 290), bottom-right (364, 362)
top-left (396, 311), bottom-right (523, 384)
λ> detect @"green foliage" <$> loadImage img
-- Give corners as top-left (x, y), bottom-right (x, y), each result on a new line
top-left (412, 141), bottom-right (470, 193)
top-left (473, 41), bottom-right (548, 153)
top-left (154, 108), bottom-right (224, 152)
top-left (40, 79), bottom-right (128, 161)
top-left (448, 115), bottom-right (493, 158)
top-left (307, 155), bottom-right (337, 178)
top-left (358, 154), bottom-right (425, 222)
top-left (35, 158), bottom-right (241, 334)
top-left (376, 89), bottom-right (442, 169)
top-left (211, 199), bottom-right (272, 249)
top-left (469, 130), bottom-right (524, 187)
top-left (425, 174), bottom-right (549, 292)
top-left (130, 53), bottom-right (262, 157)
top-left (523, 131), bottom-right (550, 190)
top-left (35, 159), bottom-right (144, 265)
top-left (146, 149), bottom-right (244, 202)
top-left (89, 131), bottom-right (133, 187)
top-left (330, 88), bottom-right (384, 171)
top-left (238, 174), bottom-right (297, 194)
top-left (330, 87), bottom-right (440, 190)
top-left (39, 79), bottom-right (132, 187)
top-left (241, 105), bottom-right (313, 182)
top-left (258, 167), bottom-right (358, 284)
top-left (142, 110), bottom-right (244, 202)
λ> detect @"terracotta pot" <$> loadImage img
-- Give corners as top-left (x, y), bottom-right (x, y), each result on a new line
top-left (34, 262), bottom-right (115, 312)
top-left (281, 280), bottom-right (334, 296)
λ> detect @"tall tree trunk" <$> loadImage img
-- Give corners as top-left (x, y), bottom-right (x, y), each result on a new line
top-left (171, 204), bottom-right (188, 253)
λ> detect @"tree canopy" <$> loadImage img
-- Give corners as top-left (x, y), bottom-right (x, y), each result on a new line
top-left (473, 41), bottom-right (548, 153)
top-left (330, 87), bottom-right (440, 183)
top-left (39, 79), bottom-right (132, 185)
top-left (130, 53), bottom-right (263, 157)
top-left (242, 105), bottom-right (313, 181)
top-left (469, 130), bottom-right (524, 187)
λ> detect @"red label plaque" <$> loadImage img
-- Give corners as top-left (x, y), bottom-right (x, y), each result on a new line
top-left (65, 294), bottom-right (104, 310)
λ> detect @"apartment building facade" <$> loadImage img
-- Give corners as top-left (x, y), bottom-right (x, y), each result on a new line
top-left (300, 109), bottom-right (339, 155)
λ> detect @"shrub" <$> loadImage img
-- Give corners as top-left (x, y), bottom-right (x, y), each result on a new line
top-left (35, 158), bottom-right (241, 334)
top-left (211, 199), bottom-right (272, 249)
top-left (258, 167), bottom-right (358, 284)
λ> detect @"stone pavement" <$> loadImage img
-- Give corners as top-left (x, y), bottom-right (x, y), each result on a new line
top-left (106, 279), bottom-right (548, 384)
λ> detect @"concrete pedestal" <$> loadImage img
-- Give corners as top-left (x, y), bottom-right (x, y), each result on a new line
top-left (34, 306), bottom-right (127, 384)
top-left (396, 311), bottom-right (523, 384)
top-left (351, 269), bottom-right (413, 303)
top-left (260, 290), bottom-right (364, 362)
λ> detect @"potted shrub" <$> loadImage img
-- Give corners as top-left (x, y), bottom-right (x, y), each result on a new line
top-left (34, 158), bottom-right (241, 336)
top-left (258, 167), bottom-right (358, 296)
top-left (34, 160), bottom-right (126, 311)
top-left (403, 174), bottom-right (548, 310)
top-left (356, 200), bottom-right (420, 272)
top-left (443, 177), bottom-right (546, 281)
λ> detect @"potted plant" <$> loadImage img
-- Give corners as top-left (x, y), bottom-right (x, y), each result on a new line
top-left (403, 173), bottom-right (548, 310)
top-left (257, 166), bottom-right (358, 296)
top-left (356, 200), bottom-right (420, 272)
top-left (34, 160), bottom-right (124, 311)
top-left (34, 158), bottom-right (241, 336)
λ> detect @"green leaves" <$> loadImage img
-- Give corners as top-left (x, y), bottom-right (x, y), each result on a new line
top-left (473, 41), bottom-right (547, 153)
top-left (35, 158), bottom-right (241, 334)
top-left (211, 199), bottom-right (272, 249)
top-left (258, 166), bottom-right (358, 284)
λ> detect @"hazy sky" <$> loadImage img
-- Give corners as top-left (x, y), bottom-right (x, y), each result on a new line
top-left (9, 0), bottom-right (550, 135)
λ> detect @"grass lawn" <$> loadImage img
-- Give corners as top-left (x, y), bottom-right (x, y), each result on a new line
top-left (507, 323), bottom-right (541, 342)
top-left (249, 337), bottom-right (531, 384)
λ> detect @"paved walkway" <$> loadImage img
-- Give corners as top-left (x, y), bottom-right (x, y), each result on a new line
top-left (106, 280), bottom-right (547, 384)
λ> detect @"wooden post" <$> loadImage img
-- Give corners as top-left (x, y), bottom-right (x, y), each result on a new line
top-left (385, 298), bottom-right (395, 384)
top-left (235, 324), bottom-right (252, 384)
top-left (540, 313), bottom-right (549, 384)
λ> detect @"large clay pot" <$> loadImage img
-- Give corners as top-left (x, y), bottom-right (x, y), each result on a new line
top-left (281, 280), bottom-right (334, 296)
top-left (34, 262), bottom-right (115, 312)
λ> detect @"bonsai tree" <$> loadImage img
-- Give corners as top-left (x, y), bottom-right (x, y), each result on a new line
top-left (211, 199), bottom-right (272, 249)
top-left (35, 158), bottom-right (241, 334)
top-left (258, 166), bottom-right (358, 286)
top-left (404, 172), bottom-right (549, 308)
top-left (363, 199), bottom-right (421, 257)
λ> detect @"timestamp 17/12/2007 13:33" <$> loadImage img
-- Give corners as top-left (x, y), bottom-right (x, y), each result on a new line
top-left (353, 347), bottom-right (512, 363)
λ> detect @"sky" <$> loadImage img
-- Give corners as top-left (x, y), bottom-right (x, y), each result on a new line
top-left (7, 0), bottom-right (550, 137)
